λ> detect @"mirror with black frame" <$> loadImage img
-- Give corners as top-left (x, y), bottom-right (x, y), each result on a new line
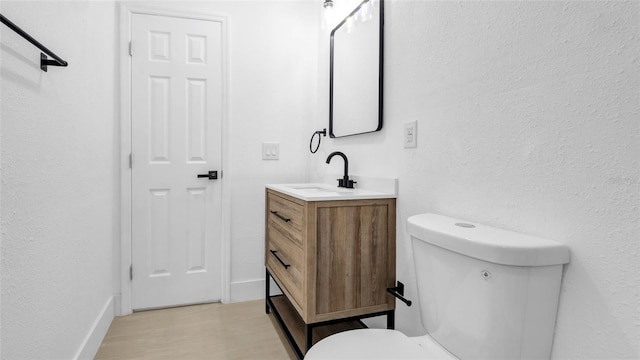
top-left (329, 0), bottom-right (383, 138)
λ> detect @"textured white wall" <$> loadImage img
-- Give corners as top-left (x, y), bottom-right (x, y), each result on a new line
top-left (0, 1), bottom-right (118, 359)
top-left (311, 1), bottom-right (639, 358)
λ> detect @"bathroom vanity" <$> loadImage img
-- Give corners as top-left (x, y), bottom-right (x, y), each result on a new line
top-left (264, 183), bottom-right (397, 358)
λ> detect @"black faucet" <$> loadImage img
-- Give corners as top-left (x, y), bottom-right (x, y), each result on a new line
top-left (326, 151), bottom-right (357, 188)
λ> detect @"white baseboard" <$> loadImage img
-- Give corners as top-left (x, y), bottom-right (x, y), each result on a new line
top-left (74, 296), bottom-right (114, 360)
top-left (230, 279), bottom-right (265, 303)
top-left (113, 294), bottom-right (122, 316)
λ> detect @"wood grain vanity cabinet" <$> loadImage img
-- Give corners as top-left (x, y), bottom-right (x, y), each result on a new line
top-left (264, 188), bottom-right (396, 358)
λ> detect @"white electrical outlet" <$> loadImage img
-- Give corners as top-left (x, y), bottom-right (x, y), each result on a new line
top-left (404, 121), bottom-right (417, 148)
top-left (262, 142), bottom-right (280, 160)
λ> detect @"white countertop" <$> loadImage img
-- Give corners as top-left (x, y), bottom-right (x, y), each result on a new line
top-left (266, 179), bottom-right (397, 202)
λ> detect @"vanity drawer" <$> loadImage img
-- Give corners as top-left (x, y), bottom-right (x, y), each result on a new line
top-left (267, 192), bottom-right (304, 247)
top-left (267, 228), bottom-right (304, 308)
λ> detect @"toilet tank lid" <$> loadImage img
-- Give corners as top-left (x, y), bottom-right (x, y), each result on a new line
top-left (407, 213), bottom-right (570, 266)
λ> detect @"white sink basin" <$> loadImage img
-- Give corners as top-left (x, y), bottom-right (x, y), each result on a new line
top-left (266, 180), bottom-right (396, 201)
top-left (286, 184), bottom-right (353, 194)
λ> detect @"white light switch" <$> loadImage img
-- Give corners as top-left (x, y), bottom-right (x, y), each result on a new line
top-left (404, 121), bottom-right (417, 148)
top-left (262, 142), bottom-right (280, 160)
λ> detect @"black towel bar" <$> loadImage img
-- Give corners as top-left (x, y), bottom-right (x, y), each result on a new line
top-left (0, 13), bottom-right (68, 72)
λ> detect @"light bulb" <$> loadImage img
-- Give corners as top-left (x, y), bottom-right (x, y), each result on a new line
top-left (323, 0), bottom-right (334, 30)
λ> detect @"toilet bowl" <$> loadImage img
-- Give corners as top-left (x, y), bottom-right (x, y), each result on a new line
top-left (305, 213), bottom-right (570, 360)
top-left (306, 329), bottom-right (455, 359)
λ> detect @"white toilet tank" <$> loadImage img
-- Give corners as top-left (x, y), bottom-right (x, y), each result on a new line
top-left (407, 214), bottom-right (570, 360)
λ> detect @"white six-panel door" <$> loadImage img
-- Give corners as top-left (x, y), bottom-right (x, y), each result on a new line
top-left (131, 13), bottom-right (223, 310)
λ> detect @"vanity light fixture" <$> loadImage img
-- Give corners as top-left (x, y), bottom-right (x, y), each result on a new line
top-left (323, 0), bottom-right (377, 31)
top-left (322, 0), bottom-right (334, 30)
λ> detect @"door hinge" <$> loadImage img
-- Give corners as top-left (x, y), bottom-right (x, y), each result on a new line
top-left (129, 153), bottom-right (133, 168)
top-left (129, 41), bottom-right (133, 56)
top-left (129, 265), bottom-right (133, 281)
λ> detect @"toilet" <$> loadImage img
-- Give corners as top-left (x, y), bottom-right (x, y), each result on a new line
top-left (305, 213), bottom-right (570, 359)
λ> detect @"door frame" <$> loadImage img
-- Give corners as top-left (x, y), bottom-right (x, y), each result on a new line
top-left (118, 2), bottom-right (230, 315)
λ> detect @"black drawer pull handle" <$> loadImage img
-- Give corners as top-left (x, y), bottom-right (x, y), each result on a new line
top-left (270, 250), bottom-right (290, 269)
top-left (270, 211), bottom-right (291, 223)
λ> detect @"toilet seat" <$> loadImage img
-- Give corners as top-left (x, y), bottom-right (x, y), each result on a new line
top-left (304, 329), bottom-right (457, 359)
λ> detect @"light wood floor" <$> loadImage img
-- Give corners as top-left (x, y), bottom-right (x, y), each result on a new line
top-left (95, 300), bottom-right (296, 360)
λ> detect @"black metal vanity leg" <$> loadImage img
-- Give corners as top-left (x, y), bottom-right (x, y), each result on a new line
top-left (305, 323), bottom-right (313, 351)
top-left (387, 310), bottom-right (395, 329)
top-left (265, 269), bottom-right (270, 314)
